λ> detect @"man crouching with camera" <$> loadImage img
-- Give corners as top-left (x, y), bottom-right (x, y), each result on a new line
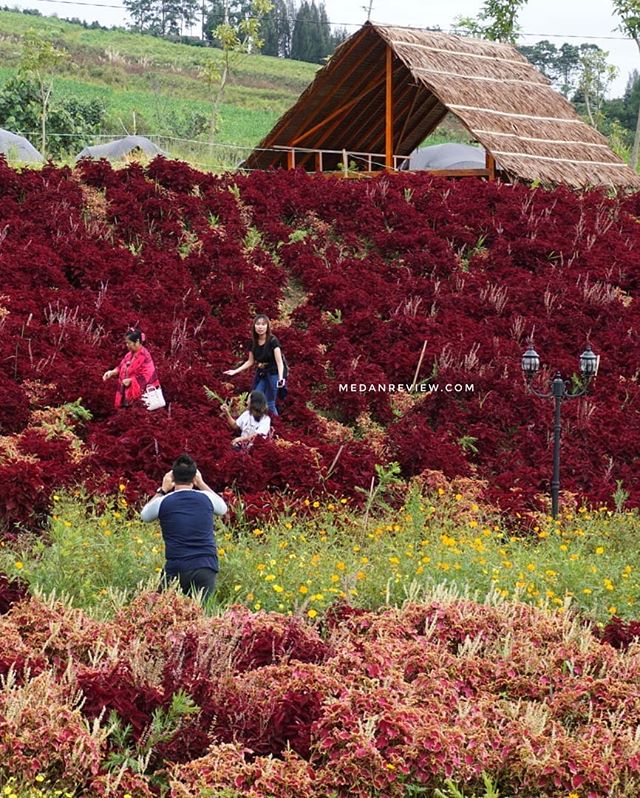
top-left (140, 454), bottom-right (227, 601)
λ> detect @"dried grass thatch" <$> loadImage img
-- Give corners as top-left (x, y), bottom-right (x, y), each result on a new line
top-left (243, 22), bottom-right (640, 189)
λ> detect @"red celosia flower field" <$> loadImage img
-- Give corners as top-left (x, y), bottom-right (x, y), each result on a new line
top-left (1, 156), bottom-right (640, 533)
top-left (1, 589), bottom-right (640, 796)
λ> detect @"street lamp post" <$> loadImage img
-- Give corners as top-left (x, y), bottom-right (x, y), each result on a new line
top-left (521, 344), bottom-right (599, 519)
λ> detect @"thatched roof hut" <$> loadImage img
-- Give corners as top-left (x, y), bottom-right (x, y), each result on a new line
top-left (243, 23), bottom-right (640, 189)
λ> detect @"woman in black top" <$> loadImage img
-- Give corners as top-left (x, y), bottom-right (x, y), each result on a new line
top-left (224, 314), bottom-right (285, 415)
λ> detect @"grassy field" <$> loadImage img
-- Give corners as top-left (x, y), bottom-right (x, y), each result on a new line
top-left (0, 9), bottom-right (317, 163)
top-left (3, 485), bottom-right (640, 624)
top-left (0, 10), bottom-right (472, 169)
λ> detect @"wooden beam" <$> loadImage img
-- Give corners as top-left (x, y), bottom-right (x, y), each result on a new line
top-left (485, 151), bottom-right (496, 181)
top-left (338, 55), bottom-right (410, 162)
top-left (286, 30), bottom-right (382, 149)
top-left (297, 70), bottom-right (389, 168)
top-left (396, 82), bottom-right (422, 152)
top-left (287, 150), bottom-right (296, 170)
top-left (385, 45), bottom-right (393, 170)
top-left (290, 75), bottom-right (385, 146)
top-left (359, 74), bottom-right (423, 158)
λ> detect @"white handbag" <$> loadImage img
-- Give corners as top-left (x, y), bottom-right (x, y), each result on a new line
top-left (142, 385), bottom-right (166, 411)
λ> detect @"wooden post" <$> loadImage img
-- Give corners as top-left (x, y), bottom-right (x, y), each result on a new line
top-left (485, 151), bottom-right (496, 181)
top-left (385, 45), bottom-right (393, 171)
top-left (287, 149), bottom-right (295, 170)
top-left (315, 151), bottom-right (323, 172)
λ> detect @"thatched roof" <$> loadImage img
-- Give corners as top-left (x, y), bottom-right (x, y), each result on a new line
top-left (243, 23), bottom-right (640, 189)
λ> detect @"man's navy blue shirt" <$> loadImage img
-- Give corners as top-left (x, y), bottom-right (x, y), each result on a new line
top-left (157, 490), bottom-right (219, 575)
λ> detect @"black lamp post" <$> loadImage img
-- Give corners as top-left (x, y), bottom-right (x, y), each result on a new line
top-left (521, 344), bottom-right (599, 519)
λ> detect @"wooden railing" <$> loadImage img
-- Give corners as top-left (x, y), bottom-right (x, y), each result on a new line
top-left (269, 145), bottom-right (496, 180)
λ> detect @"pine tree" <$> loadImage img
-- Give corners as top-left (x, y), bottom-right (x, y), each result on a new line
top-left (290, 1), bottom-right (312, 62)
top-left (261, 0), bottom-right (290, 56)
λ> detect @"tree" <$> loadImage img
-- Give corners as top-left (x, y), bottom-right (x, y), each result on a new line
top-left (0, 75), bottom-right (105, 158)
top-left (202, 0), bottom-right (273, 142)
top-left (612, 0), bottom-right (640, 168)
top-left (260, 0), bottom-right (291, 56)
top-left (454, 0), bottom-right (529, 44)
top-left (575, 46), bottom-right (617, 129)
top-left (19, 31), bottom-right (69, 158)
top-left (290, 1), bottom-right (332, 63)
top-left (290, 1), bottom-right (313, 61)
top-left (124, 0), bottom-right (199, 36)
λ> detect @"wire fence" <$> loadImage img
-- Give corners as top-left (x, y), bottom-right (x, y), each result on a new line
top-left (6, 131), bottom-right (428, 173)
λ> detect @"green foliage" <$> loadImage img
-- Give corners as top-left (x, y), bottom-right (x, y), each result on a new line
top-left (0, 74), bottom-right (104, 157)
top-left (106, 690), bottom-right (198, 787)
top-left (454, 0), bottom-right (528, 44)
top-left (614, 480), bottom-right (630, 512)
top-left (458, 435), bottom-right (479, 454)
top-left (433, 773), bottom-right (500, 798)
top-left (203, 0), bottom-right (274, 140)
top-left (291, 1), bottom-right (332, 64)
top-left (0, 9), bottom-right (316, 167)
top-left (3, 488), bottom-right (640, 622)
top-left (18, 29), bottom-right (70, 156)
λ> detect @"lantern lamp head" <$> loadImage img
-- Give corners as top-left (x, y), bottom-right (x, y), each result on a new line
top-left (521, 346), bottom-right (541, 378)
top-left (580, 345), bottom-right (599, 378)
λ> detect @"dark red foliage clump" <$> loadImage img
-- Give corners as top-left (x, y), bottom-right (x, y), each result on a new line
top-left (2, 160), bottom-right (640, 534)
top-left (0, 572), bottom-right (29, 615)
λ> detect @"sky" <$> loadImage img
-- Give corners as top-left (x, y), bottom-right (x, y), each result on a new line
top-left (5, 0), bottom-right (638, 96)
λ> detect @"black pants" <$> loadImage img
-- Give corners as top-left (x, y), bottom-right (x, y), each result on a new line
top-left (159, 567), bottom-right (217, 601)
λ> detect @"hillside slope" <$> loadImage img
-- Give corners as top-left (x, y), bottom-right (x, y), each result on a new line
top-left (1, 158), bottom-right (639, 535)
top-left (0, 10), bottom-right (318, 160)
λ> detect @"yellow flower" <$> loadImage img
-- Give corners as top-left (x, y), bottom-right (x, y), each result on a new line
top-left (437, 487), bottom-right (445, 495)
top-left (609, 606), bottom-right (617, 615)
top-left (330, 574), bottom-right (339, 583)
top-left (582, 588), bottom-right (592, 594)
top-left (234, 584), bottom-right (242, 592)
top-left (595, 546), bottom-right (604, 555)
top-left (527, 563), bottom-right (536, 572)
top-left (356, 571), bottom-right (366, 580)
top-left (455, 493), bottom-right (463, 501)
top-left (340, 497), bottom-right (348, 504)
top-left (14, 561), bottom-right (23, 570)
top-left (254, 602), bottom-right (262, 610)
top-left (559, 544), bottom-right (568, 551)
top-left (312, 501), bottom-right (320, 508)
top-left (273, 584), bottom-right (284, 593)
top-left (299, 585), bottom-right (309, 594)
top-left (253, 528), bottom-right (264, 536)
top-left (35, 775), bottom-right (45, 783)
top-left (119, 483), bottom-right (126, 492)
top-left (389, 556), bottom-right (400, 565)
top-left (307, 609), bottom-right (317, 618)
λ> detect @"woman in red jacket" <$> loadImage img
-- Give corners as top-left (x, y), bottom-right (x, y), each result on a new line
top-left (103, 328), bottom-right (160, 408)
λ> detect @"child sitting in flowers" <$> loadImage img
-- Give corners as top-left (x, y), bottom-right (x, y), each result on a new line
top-left (221, 390), bottom-right (271, 451)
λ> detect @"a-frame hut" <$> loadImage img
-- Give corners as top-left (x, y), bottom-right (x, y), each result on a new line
top-left (242, 22), bottom-right (640, 189)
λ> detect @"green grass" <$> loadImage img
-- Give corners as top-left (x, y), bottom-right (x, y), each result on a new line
top-left (3, 486), bottom-right (640, 623)
top-left (0, 8), bottom-right (318, 166)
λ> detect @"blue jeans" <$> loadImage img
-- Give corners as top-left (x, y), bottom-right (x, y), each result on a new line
top-left (253, 371), bottom-right (279, 415)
